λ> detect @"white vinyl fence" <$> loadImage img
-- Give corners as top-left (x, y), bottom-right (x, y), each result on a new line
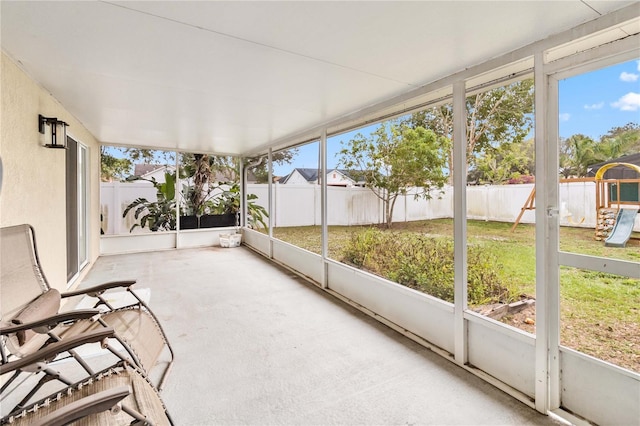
top-left (101, 182), bottom-right (157, 234)
top-left (101, 181), bottom-right (639, 234)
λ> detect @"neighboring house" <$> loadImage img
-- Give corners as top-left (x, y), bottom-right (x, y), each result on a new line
top-left (211, 170), bottom-right (237, 183)
top-left (280, 168), bottom-right (320, 184)
top-left (327, 169), bottom-right (365, 187)
top-left (133, 164), bottom-right (176, 183)
top-left (245, 169), bottom-right (259, 184)
top-left (133, 164), bottom-right (237, 184)
top-left (280, 168), bottom-right (365, 187)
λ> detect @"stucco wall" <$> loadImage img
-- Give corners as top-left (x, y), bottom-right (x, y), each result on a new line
top-left (1, 52), bottom-right (101, 291)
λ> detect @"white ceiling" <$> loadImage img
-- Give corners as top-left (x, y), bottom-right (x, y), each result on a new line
top-left (1, 1), bottom-right (636, 155)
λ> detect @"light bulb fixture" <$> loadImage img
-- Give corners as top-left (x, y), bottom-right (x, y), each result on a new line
top-left (38, 114), bottom-right (69, 149)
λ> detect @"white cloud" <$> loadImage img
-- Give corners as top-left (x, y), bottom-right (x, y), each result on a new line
top-left (620, 71), bottom-right (639, 82)
top-left (584, 102), bottom-right (604, 110)
top-left (559, 113), bottom-right (571, 122)
top-left (610, 92), bottom-right (640, 111)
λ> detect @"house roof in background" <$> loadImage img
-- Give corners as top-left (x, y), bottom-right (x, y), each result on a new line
top-left (280, 168), bottom-right (319, 184)
top-left (334, 169), bottom-right (365, 183)
top-left (133, 164), bottom-right (237, 183)
top-left (280, 168), bottom-right (364, 184)
top-left (134, 164), bottom-right (169, 177)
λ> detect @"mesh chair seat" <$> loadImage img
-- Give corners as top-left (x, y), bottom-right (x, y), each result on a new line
top-left (1, 224), bottom-right (173, 389)
top-left (4, 365), bottom-right (172, 426)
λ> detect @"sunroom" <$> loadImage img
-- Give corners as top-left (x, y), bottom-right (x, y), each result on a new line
top-left (1, 2), bottom-right (639, 425)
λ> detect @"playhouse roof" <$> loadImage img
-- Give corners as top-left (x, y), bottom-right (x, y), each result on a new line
top-left (587, 153), bottom-right (640, 180)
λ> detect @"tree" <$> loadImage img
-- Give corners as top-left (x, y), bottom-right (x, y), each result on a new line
top-left (100, 146), bottom-right (132, 182)
top-left (596, 122), bottom-right (640, 159)
top-left (123, 148), bottom-right (175, 166)
top-left (101, 146), bottom-right (175, 181)
top-left (246, 149), bottom-right (298, 183)
top-left (338, 122), bottom-right (448, 228)
top-left (179, 154), bottom-right (215, 216)
top-left (469, 138), bottom-right (534, 184)
top-left (406, 79), bottom-right (534, 181)
top-left (558, 123), bottom-right (638, 177)
top-left (559, 134), bottom-right (598, 177)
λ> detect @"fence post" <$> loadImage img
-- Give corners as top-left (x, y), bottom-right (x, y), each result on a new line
top-left (484, 184), bottom-right (490, 221)
top-left (404, 191), bottom-right (408, 223)
top-left (347, 186), bottom-right (351, 227)
top-left (113, 181), bottom-right (121, 234)
top-left (273, 178), bottom-right (278, 229)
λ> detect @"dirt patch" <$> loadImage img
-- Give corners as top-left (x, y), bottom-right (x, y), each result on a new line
top-left (497, 305), bottom-right (640, 372)
top-left (560, 316), bottom-right (640, 372)
top-left (500, 304), bottom-right (536, 334)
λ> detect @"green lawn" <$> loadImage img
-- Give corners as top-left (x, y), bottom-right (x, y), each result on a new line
top-left (271, 219), bottom-right (639, 372)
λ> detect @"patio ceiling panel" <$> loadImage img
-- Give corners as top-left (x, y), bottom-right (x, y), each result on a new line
top-left (1, 1), bottom-right (636, 156)
top-left (112, 1), bottom-right (631, 86)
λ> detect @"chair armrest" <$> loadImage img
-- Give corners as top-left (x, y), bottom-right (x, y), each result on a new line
top-left (1, 309), bottom-right (102, 336)
top-left (0, 327), bottom-right (115, 374)
top-left (31, 386), bottom-right (131, 426)
top-left (61, 280), bottom-right (136, 298)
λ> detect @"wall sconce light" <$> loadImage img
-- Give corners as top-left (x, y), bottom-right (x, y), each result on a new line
top-left (38, 114), bottom-right (69, 149)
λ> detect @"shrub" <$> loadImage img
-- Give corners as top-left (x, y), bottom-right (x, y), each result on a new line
top-left (507, 174), bottom-right (535, 184)
top-left (341, 228), bottom-right (508, 305)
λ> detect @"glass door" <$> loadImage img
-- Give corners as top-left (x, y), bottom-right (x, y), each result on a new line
top-left (544, 50), bottom-right (640, 424)
top-left (66, 136), bottom-right (89, 283)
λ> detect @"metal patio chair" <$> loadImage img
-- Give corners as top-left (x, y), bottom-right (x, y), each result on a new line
top-left (0, 224), bottom-right (174, 391)
top-left (0, 327), bottom-right (173, 425)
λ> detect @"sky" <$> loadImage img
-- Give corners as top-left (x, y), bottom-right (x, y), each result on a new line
top-left (276, 58), bottom-right (640, 177)
top-left (559, 59), bottom-right (640, 140)
top-left (273, 126), bottom-right (377, 177)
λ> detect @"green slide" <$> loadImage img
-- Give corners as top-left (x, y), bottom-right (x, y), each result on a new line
top-left (605, 208), bottom-right (638, 248)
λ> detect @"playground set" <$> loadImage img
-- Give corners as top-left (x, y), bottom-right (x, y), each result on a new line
top-left (512, 162), bottom-right (640, 248)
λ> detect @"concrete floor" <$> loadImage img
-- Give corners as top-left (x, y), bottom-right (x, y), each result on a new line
top-left (80, 246), bottom-right (562, 426)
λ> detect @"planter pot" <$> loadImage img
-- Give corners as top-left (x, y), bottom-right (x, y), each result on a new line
top-left (200, 213), bottom-right (237, 228)
top-left (179, 215), bottom-right (199, 230)
top-left (219, 233), bottom-right (242, 248)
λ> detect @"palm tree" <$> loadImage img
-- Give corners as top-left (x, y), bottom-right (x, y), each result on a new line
top-left (597, 124), bottom-right (640, 160)
top-left (560, 134), bottom-right (598, 177)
